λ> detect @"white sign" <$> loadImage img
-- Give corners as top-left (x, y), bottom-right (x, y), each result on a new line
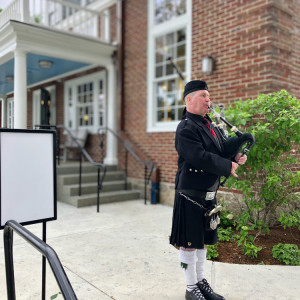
top-left (0, 129), bottom-right (57, 229)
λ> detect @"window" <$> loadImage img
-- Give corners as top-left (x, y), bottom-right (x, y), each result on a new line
top-left (7, 98), bottom-right (14, 129)
top-left (155, 0), bottom-right (186, 24)
top-left (148, 0), bottom-right (191, 132)
top-left (64, 71), bottom-right (106, 133)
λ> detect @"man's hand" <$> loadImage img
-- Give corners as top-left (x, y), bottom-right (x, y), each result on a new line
top-left (235, 153), bottom-right (247, 165)
top-left (231, 162), bottom-right (239, 178)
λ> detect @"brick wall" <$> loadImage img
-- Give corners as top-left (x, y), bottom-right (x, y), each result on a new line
top-left (193, 0), bottom-right (300, 102)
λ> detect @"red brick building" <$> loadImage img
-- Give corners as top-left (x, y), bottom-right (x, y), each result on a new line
top-left (0, 0), bottom-right (299, 205)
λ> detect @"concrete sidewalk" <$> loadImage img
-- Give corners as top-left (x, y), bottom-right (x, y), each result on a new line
top-left (0, 200), bottom-right (299, 300)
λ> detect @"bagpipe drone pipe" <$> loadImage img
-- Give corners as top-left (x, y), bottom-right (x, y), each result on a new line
top-left (209, 104), bottom-right (255, 186)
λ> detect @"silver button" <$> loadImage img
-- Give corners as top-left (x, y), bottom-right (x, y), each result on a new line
top-left (189, 168), bottom-right (192, 172)
top-left (195, 170), bottom-right (198, 172)
top-left (200, 170), bottom-right (203, 172)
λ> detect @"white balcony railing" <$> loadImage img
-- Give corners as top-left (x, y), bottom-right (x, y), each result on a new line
top-left (0, 0), bottom-right (111, 42)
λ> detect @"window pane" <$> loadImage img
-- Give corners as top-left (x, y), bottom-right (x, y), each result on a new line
top-left (156, 65), bottom-right (163, 77)
top-left (157, 109), bottom-right (164, 122)
top-left (154, 0), bottom-right (186, 24)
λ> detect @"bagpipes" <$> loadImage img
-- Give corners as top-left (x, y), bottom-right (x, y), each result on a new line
top-left (208, 104), bottom-right (255, 186)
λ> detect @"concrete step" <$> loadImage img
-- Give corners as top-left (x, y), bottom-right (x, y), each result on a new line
top-left (56, 162), bottom-right (117, 175)
top-left (62, 189), bottom-right (141, 207)
top-left (67, 180), bottom-right (132, 196)
top-left (59, 171), bottom-right (125, 185)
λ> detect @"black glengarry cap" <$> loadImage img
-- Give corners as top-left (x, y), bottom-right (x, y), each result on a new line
top-left (183, 80), bottom-right (208, 99)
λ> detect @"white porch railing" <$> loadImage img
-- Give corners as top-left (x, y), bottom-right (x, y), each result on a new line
top-left (0, 0), bottom-right (111, 42)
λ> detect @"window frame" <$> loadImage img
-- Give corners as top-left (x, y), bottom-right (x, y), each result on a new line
top-left (7, 98), bottom-right (14, 129)
top-left (147, 0), bottom-right (191, 132)
top-left (64, 71), bottom-right (106, 134)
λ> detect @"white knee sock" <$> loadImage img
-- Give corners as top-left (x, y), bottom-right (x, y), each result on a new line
top-left (179, 248), bottom-right (198, 291)
top-left (196, 248), bottom-right (207, 282)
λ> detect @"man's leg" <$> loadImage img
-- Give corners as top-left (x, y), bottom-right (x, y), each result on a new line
top-left (196, 246), bottom-right (225, 300)
top-left (179, 247), bottom-right (205, 300)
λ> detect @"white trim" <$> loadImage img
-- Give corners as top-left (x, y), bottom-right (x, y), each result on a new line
top-left (147, 0), bottom-right (191, 133)
top-left (7, 97), bottom-right (14, 129)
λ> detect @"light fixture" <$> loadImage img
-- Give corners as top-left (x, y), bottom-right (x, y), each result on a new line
top-left (5, 76), bottom-right (14, 82)
top-left (39, 60), bottom-right (53, 69)
top-left (202, 56), bottom-right (215, 74)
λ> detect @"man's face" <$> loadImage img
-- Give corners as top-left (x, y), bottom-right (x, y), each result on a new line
top-left (186, 90), bottom-right (210, 116)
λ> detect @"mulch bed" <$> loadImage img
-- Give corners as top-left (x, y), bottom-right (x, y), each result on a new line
top-left (212, 226), bottom-right (300, 265)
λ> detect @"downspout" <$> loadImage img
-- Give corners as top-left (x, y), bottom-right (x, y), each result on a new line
top-left (117, 0), bottom-right (125, 130)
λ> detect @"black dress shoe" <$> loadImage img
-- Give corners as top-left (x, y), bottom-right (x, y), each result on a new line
top-left (198, 279), bottom-right (225, 300)
top-left (185, 287), bottom-right (206, 300)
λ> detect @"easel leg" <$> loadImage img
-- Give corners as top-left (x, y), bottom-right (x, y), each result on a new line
top-left (42, 222), bottom-right (46, 300)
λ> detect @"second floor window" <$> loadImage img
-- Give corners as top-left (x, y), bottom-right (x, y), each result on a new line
top-left (147, 0), bottom-right (191, 132)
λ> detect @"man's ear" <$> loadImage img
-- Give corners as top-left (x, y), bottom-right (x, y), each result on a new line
top-left (185, 95), bottom-right (191, 104)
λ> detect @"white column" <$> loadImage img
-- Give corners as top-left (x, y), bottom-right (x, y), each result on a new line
top-left (1, 96), bottom-right (7, 127)
top-left (14, 49), bottom-right (27, 129)
top-left (104, 63), bottom-right (118, 165)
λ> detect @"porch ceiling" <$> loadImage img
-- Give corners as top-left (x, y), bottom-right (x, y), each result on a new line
top-left (0, 54), bottom-right (90, 94)
top-left (0, 20), bottom-right (116, 95)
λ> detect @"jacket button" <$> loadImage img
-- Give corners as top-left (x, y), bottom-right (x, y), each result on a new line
top-left (200, 170), bottom-right (203, 172)
top-left (189, 168), bottom-right (192, 172)
top-left (195, 170), bottom-right (198, 172)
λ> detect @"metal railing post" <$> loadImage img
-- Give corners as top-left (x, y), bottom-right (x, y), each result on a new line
top-left (3, 226), bottom-right (16, 300)
top-left (79, 152), bottom-right (82, 196)
top-left (144, 165), bottom-right (147, 205)
top-left (97, 167), bottom-right (101, 213)
top-left (125, 150), bottom-right (128, 190)
top-left (4, 220), bottom-right (78, 300)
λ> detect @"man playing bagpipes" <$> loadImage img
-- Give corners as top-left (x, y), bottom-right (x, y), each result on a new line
top-left (169, 80), bottom-right (248, 300)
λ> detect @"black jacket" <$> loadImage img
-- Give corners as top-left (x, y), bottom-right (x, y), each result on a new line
top-left (175, 111), bottom-right (232, 192)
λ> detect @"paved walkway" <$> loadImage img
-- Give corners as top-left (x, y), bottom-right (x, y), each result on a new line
top-left (0, 200), bottom-right (299, 300)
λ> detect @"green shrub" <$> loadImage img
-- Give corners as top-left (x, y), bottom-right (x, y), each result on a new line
top-left (206, 244), bottom-right (219, 259)
top-left (225, 90), bottom-right (300, 228)
top-left (242, 242), bottom-right (262, 259)
top-left (218, 227), bottom-right (236, 242)
top-left (272, 243), bottom-right (300, 266)
top-left (278, 210), bottom-right (300, 230)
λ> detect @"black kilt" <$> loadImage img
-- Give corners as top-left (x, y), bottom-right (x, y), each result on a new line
top-left (169, 191), bottom-right (218, 249)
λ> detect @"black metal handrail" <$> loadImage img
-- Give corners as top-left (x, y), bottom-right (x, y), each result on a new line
top-left (35, 124), bottom-right (106, 212)
top-left (97, 127), bottom-right (154, 204)
top-left (3, 220), bottom-right (77, 300)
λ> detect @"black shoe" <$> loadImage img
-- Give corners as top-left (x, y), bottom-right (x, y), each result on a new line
top-left (185, 287), bottom-right (206, 300)
top-left (198, 279), bottom-right (225, 300)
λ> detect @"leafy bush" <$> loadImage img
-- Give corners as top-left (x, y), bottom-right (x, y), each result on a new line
top-left (225, 90), bottom-right (300, 227)
top-left (272, 243), bottom-right (300, 266)
top-left (220, 210), bottom-right (236, 228)
top-left (278, 210), bottom-right (300, 230)
top-left (218, 227), bottom-right (236, 242)
top-left (242, 242), bottom-right (262, 259)
top-left (206, 244), bottom-right (219, 259)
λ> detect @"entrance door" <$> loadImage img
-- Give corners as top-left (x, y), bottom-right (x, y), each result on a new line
top-left (40, 87), bottom-right (51, 126)
top-left (33, 86), bottom-right (56, 128)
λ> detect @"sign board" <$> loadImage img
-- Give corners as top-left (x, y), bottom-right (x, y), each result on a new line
top-left (0, 129), bottom-right (57, 229)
